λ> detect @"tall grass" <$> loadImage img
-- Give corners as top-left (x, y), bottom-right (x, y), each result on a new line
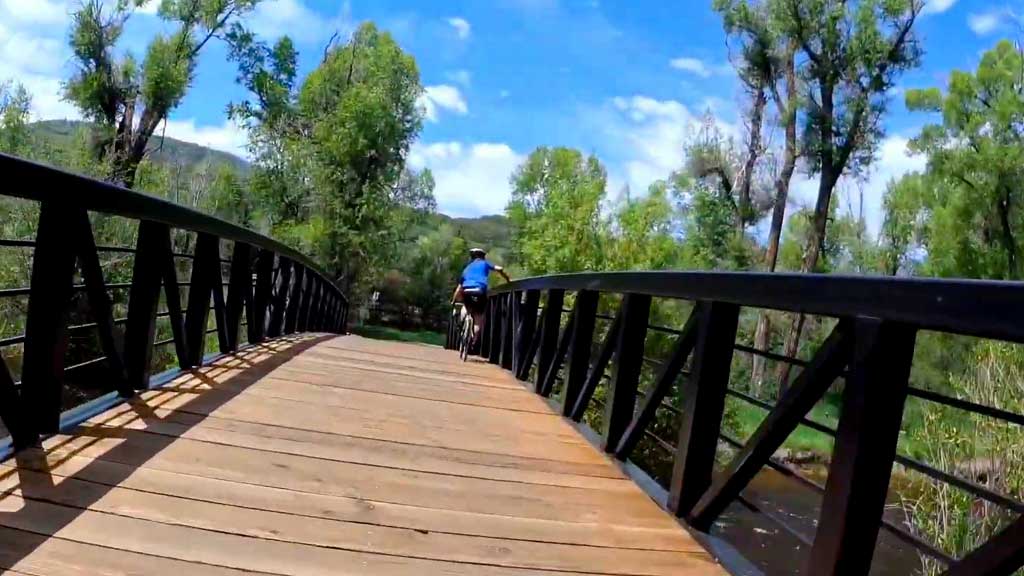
top-left (902, 342), bottom-right (1024, 574)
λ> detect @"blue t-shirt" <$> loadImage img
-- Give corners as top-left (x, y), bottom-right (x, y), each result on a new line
top-left (461, 260), bottom-right (495, 290)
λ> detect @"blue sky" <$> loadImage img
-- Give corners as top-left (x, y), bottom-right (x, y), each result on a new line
top-left (0, 0), bottom-right (1015, 230)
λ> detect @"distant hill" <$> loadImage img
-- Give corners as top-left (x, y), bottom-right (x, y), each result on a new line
top-left (29, 119), bottom-right (250, 173)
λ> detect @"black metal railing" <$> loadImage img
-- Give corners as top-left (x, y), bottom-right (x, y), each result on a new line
top-left (446, 271), bottom-right (1024, 576)
top-left (0, 153), bottom-right (348, 452)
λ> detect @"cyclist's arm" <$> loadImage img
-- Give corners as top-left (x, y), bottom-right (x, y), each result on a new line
top-left (451, 283), bottom-right (463, 305)
top-left (493, 265), bottom-right (511, 283)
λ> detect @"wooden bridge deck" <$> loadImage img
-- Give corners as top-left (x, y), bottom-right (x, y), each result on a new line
top-left (0, 334), bottom-right (723, 575)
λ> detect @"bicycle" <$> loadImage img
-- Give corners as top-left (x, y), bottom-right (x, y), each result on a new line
top-left (458, 304), bottom-right (476, 361)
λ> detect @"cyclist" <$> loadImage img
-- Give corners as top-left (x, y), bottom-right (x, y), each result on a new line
top-left (451, 248), bottom-right (510, 348)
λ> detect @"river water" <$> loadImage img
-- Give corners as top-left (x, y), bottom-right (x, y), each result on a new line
top-left (711, 467), bottom-right (926, 575)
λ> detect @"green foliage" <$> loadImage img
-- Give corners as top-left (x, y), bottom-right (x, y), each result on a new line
top-left (904, 40), bottom-right (1024, 280)
top-left (507, 147), bottom-right (608, 275)
top-left (63, 0), bottom-right (259, 187)
top-left (231, 23), bottom-right (428, 297)
top-left (903, 341), bottom-right (1024, 574)
top-left (0, 82), bottom-right (31, 156)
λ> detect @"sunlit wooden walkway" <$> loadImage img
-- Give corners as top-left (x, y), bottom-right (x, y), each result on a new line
top-left (0, 334), bottom-right (723, 575)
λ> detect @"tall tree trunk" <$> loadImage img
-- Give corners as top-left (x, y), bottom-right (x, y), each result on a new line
top-left (997, 183), bottom-right (1020, 280)
top-left (752, 43), bottom-right (797, 395)
top-left (776, 78), bottom-right (836, 394)
top-left (737, 81), bottom-right (767, 229)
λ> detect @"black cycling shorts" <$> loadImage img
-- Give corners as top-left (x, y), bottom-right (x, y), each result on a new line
top-left (463, 289), bottom-right (487, 315)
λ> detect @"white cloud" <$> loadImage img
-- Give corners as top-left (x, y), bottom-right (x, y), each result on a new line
top-left (135, 0), bottom-right (160, 15)
top-left (598, 95), bottom-right (738, 193)
top-left (417, 84), bottom-right (468, 123)
top-left (922, 0), bottom-right (957, 15)
top-left (447, 17), bottom-right (471, 39)
top-left (669, 56), bottom-right (732, 78)
top-left (250, 0), bottom-right (339, 44)
top-left (160, 118), bottom-right (249, 159)
top-left (788, 135), bottom-right (926, 236)
top-left (446, 69), bottom-right (471, 87)
top-left (0, 0), bottom-right (67, 25)
top-left (968, 10), bottom-right (1005, 35)
top-left (409, 141), bottom-right (524, 216)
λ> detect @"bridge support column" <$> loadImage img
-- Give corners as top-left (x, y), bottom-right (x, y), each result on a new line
top-left (534, 290), bottom-right (564, 393)
top-left (806, 319), bottom-right (916, 576)
top-left (668, 301), bottom-right (739, 518)
top-left (602, 293), bottom-right (650, 452)
top-left (562, 290), bottom-right (598, 417)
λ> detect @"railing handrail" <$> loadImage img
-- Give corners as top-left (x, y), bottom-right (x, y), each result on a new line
top-left (0, 153), bottom-right (345, 304)
top-left (492, 270), bottom-right (1024, 343)
top-left (464, 272), bottom-right (1024, 576)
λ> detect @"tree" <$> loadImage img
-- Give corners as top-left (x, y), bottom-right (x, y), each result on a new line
top-left (773, 0), bottom-right (924, 388)
top-left (715, 0), bottom-right (802, 390)
top-left (0, 82), bottom-right (32, 156)
top-left (506, 147), bottom-right (609, 275)
top-left (905, 40), bottom-right (1024, 280)
top-left (231, 23), bottom-right (427, 296)
top-left (607, 181), bottom-right (683, 271)
top-left (879, 174), bottom-right (924, 276)
top-left (63, 0), bottom-right (260, 188)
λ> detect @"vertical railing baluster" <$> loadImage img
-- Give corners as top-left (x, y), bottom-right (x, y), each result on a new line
top-left (184, 233), bottom-right (221, 366)
top-left (297, 274), bottom-right (314, 332)
top-left (561, 290), bottom-right (598, 416)
top-left (501, 292), bottom-right (516, 370)
top-left (72, 207), bottom-right (130, 397)
top-left (539, 307), bottom-right (575, 398)
top-left (224, 242), bottom-right (252, 351)
top-left (602, 293), bottom-right (651, 452)
top-left (284, 264), bottom-right (305, 334)
top-left (514, 290), bottom-right (540, 379)
top-left (488, 295), bottom-right (503, 364)
top-left (0, 357), bottom-right (30, 449)
top-left (668, 301), bottom-right (740, 518)
top-left (805, 319), bottom-right (916, 576)
top-left (534, 290), bottom-right (564, 393)
top-left (21, 202), bottom-right (76, 435)
top-left (268, 257), bottom-right (291, 338)
top-left (250, 249), bottom-right (273, 342)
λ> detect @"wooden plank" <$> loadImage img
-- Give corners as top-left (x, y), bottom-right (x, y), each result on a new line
top-left (79, 406), bottom-right (629, 488)
top-left (0, 525), bottom-right (262, 576)
top-left (4, 454), bottom-right (693, 552)
top-left (0, 478), bottom-right (716, 576)
top-left (0, 491), bottom-right (640, 576)
top-left (2, 334), bottom-right (724, 575)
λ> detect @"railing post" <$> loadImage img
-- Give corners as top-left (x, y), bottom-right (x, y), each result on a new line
top-left (268, 257), bottom-right (291, 338)
top-left (488, 295), bottom-right (503, 364)
top-left (72, 207), bottom-right (130, 397)
top-left (21, 202), bottom-right (76, 435)
top-left (298, 274), bottom-right (314, 332)
top-left (602, 293), bottom-right (651, 452)
top-left (224, 242), bottom-right (252, 351)
top-left (562, 290), bottom-right (598, 416)
top-left (805, 319), bottom-right (916, 576)
top-left (250, 249), bottom-right (273, 342)
top-left (284, 264), bottom-right (305, 334)
top-left (500, 292), bottom-right (516, 369)
top-left (514, 290), bottom-right (540, 379)
top-left (668, 301), bottom-right (739, 518)
top-left (184, 233), bottom-right (221, 366)
top-left (534, 290), bottom-right (564, 393)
